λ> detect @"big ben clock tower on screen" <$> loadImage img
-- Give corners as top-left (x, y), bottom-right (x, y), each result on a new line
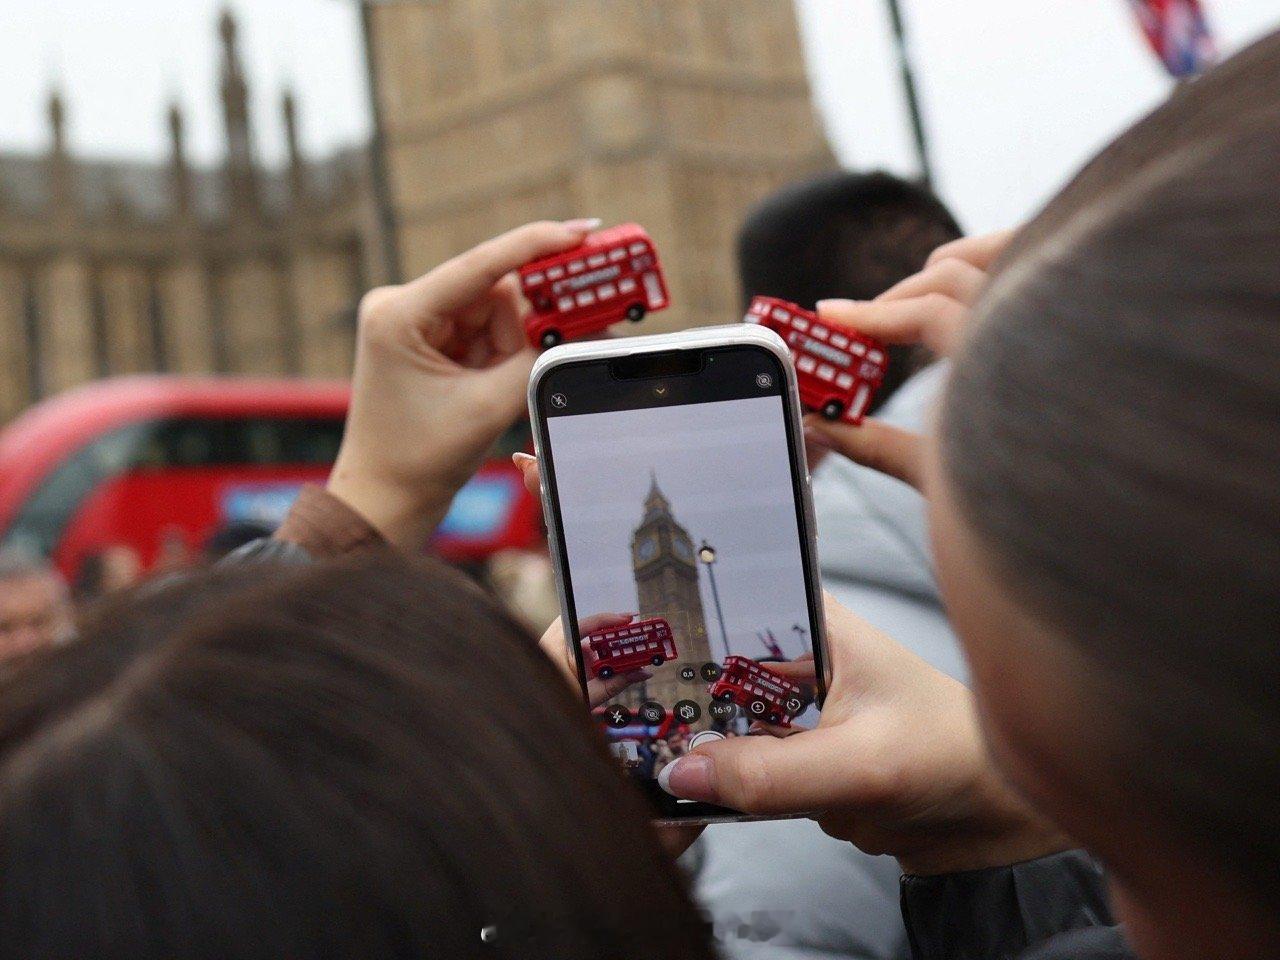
top-left (629, 476), bottom-right (712, 714)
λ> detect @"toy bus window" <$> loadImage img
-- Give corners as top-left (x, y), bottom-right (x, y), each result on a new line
top-left (619, 278), bottom-right (637, 293)
top-left (830, 333), bottom-right (849, 349)
top-left (547, 266), bottom-right (564, 279)
top-left (643, 273), bottom-right (663, 304)
top-left (771, 308), bottom-right (789, 322)
top-left (568, 260), bottom-right (585, 274)
top-left (587, 254), bottom-right (607, 268)
top-left (811, 325), bottom-right (829, 340)
top-left (869, 349), bottom-right (885, 364)
top-left (836, 373), bottom-right (855, 389)
top-left (525, 271), bottom-right (544, 287)
top-left (557, 296), bottom-right (573, 312)
top-left (599, 283), bottom-right (616, 299)
top-left (797, 356), bottom-right (817, 373)
top-left (792, 317), bottom-right (810, 331)
top-left (576, 291), bottom-right (596, 306)
top-left (817, 364), bottom-right (836, 381)
top-left (850, 341), bottom-right (866, 357)
top-left (609, 247), bottom-right (627, 262)
top-left (629, 242), bottom-right (646, 255)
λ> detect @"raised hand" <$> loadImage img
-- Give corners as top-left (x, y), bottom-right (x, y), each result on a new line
top-left (803, 230), bottom-right (1014, 491)
top-left (327, 219), bottom-right (599, 547)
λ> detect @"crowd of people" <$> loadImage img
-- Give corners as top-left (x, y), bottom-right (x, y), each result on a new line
top-left (0, 27), bottom-right (1276, 960)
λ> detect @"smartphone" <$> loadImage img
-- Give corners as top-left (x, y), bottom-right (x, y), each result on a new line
top-left (528, 325), bottom-right (828, 823)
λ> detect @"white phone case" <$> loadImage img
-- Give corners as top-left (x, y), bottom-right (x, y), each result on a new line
top-left (527, 325), bottom-right (830, 824)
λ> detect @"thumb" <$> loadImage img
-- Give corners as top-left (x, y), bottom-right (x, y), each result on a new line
top-left (658, 727), bottom-right (846, 815)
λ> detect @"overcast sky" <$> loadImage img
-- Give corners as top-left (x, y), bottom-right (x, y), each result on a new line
top-left (1, 2), bottom-right (1278, 232)
top-left (548, 397), bottom-right (813, 661)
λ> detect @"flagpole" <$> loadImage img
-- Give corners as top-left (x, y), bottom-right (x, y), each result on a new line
top-left (884, 0), bottom-right (935, 188)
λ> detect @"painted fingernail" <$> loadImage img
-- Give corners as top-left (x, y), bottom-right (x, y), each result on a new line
top-left (511, 452), bottom-right (535, 468)
top-left (562, 218), bottom-right (602, 232)
top-left (657, 754), bottom-right (717, 802)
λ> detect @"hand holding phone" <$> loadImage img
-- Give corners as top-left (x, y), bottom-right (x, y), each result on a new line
top-left (655, 594), bottom-right (1074, 875)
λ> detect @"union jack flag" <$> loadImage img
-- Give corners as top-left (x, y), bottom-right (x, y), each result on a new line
top-left (1127, 0), bottom-right (1218, 78)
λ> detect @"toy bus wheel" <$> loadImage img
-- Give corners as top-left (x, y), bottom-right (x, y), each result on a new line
top-left (625, 303), bottom-right (646, 323)
top-left (540, 329), bottom-right (564, 349)
top-left (821, 400), bottom-right (844, 421)
top-left (767, 710), bottom-right (782, 725)
top-left (597, 666), bottom-right (614, 680)
top-left (650, 655), bottom-right (665, 666)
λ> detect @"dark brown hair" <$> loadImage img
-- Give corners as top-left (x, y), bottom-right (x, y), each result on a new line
top-left (940, 31), bottom-right (1280, 903)
top-left (0, 555), bottom-right (716, 959)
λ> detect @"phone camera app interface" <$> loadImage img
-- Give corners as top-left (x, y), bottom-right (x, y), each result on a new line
top-left (544, 362), bottom-right (820, 801)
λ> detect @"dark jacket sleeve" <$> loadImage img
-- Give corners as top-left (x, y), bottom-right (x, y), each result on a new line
top-left (221, 484), bottom-right (386, 567)
top-left (900, 850), bottom-right (1133, 960)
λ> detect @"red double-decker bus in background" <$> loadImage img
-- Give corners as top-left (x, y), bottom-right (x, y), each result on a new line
top-left (585, 616), bottom-right (676, 679)
top-left (744, 296), bottom-right (888, 424)
top-left (0, 377), bottom-right (541, 583)
top-left (520, 223), bottom-right (669, 348)
top-left (708, 655), bottom-right (806, 727)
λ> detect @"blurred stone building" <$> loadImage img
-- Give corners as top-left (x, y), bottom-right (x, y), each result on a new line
top-left (361, 0), bottom-right (835, 334)
top-left (0, 2), bottom-right (837, 425)
top-left (0, 11), bottom-right (378, 423)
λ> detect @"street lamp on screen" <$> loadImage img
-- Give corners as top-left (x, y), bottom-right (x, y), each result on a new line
top-left (698, 539), bottom-right (731, 661)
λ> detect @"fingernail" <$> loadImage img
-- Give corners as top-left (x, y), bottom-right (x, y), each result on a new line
top-left (816, 298), bottom-right (857, 313)
top-left (511, 452), bottom-right (535, 468)
top-left (562, 218), bottom-right (602, 232)
top-left (658, 754), bottom-right (717, 802)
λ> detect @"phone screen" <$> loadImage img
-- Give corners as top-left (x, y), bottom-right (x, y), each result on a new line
top-left (534, 343), bottom-right (825, 821)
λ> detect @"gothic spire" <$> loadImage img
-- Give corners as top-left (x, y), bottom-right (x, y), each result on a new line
top-left (46, 86), bottom-right (75, 217)
top-left (644, 472), bottom-right (672, 522)
top-left (218, 6), bottom-right (258, 215)
top-left (281, 86), bottom-right (308, 207)
top-left (167, 99), bottom-right (194, 217)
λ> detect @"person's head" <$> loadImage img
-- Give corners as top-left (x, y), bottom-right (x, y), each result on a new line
top-left (0, 551), bottom-right (73, 661)
top-left (0, 555), bottom-right (714, 960)
top-left (737, 171), bottom-right (963, 405)
top-left (927, 30), bottom-right (1280, 960)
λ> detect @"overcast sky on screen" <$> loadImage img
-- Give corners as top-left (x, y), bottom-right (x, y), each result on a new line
top-left (547, 396), bottom-right (812, 660)
top-left (0, 2), bottom-right (1277, 232)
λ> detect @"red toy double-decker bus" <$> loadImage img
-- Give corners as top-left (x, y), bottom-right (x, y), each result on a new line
top-left (744, 296), bottom-right (888, 424)
top-left (708, 655), bottom-right (806, 727)
top-left (520, 223), bottom-right (669, 349)
top-left (585, 616), bottom-right (676, 680)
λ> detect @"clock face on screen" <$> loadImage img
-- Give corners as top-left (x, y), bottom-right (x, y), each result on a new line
top-left (637, 535), bottom-right (658, 561)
